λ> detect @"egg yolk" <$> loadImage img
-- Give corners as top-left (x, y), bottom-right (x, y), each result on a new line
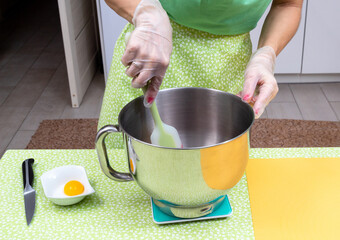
top-left (64, 180), bottom-right (84, 196)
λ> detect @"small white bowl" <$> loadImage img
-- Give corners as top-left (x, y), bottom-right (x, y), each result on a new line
top-left (40, 165), bottom-right (95, 206)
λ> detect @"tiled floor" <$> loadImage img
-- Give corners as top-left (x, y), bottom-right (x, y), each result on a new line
top-left (0, 0), bottom-right (105, 157)
top-left (0, 1), bottom-right (339, 157)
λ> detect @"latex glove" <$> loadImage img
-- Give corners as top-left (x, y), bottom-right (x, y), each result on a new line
top-left (239, 46), bottom-right (278, 119)
top-left (121, 0), bottom-right (172, 107)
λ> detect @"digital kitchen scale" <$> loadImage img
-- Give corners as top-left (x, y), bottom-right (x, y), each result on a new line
top-left (151, 195), bottom-right (232, 224)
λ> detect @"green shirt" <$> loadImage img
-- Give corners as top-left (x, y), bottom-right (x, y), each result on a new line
top-left (159, 0), bottom-right (272, 35)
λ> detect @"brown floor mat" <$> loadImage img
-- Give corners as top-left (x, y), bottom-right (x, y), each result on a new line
top-left (26, 119), bottom-right (99, 149)
top-left (26, 119), bottom-right (340, 149)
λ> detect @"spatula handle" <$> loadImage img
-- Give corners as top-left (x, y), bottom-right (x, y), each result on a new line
top-left (142, 86), bottom-right (164, 130)
top-left (22, 158), bottom-right (34, 189)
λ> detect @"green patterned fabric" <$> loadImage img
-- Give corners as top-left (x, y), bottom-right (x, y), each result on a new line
top-left (159, 0), bottom-right (272, 35)
top-left (98, 20), bottom-right (252, 148)
top-left (1, 148), bottom-right (339, 239)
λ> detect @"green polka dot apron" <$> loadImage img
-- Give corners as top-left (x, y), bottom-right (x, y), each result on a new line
top-left (98, 20), bottom-right (252, 148)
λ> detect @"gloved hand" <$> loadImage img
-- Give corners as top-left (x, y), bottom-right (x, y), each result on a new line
top-left (121, 0), bottom-right (172, 107)
top-left (238, 46), bottom-right (278, 119)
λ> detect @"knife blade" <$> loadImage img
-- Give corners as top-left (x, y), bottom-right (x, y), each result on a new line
top-left (22, 158), bottom-right (35, 225)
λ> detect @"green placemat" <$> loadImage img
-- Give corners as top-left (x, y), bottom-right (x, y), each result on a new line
top-left (0, 149), bottom-right (254, 240)
top-left (2, 148), bottom-right (338, 239)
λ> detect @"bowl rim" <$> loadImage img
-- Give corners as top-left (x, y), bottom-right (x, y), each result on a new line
top-left (116, 87), bottom-right (255, 150)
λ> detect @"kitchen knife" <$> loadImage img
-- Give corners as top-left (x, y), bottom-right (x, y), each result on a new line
top-left (22, 158), bottom-right (35, 225)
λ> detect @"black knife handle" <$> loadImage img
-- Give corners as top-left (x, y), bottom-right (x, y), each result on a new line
top-left (22, 158), bottom-right (34, 189)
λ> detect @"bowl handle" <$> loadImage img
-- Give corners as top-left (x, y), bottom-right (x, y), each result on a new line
top-left (95, 125), bottom-right (133, 182)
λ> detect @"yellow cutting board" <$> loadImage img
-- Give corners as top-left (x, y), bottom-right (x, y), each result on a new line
top-left (246, 157), bottom-right (340, 240)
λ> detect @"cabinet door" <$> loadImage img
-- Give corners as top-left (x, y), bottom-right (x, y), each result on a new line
top-left (302, 0), bottom-right (340, 73)
top-left (58, 0), bottom-right (99, 107)
top-left (250, 1), bottom-right (307, 74)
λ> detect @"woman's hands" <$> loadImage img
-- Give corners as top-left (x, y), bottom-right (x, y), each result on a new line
top-left (239, 46), bottom-right (278, 119)
top-left (121, 0), bottom-right (172, 107)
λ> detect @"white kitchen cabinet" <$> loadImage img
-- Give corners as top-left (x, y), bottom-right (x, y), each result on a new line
top-left (302, 0), bottom-right (340, 73)
top-left (250, 1), bottom-right (307, 74)
top-left (96, 0), bottom-right (127, 81)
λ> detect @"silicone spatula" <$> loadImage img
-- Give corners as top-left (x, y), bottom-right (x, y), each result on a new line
top-left (124, 34), bottom-right (182, 148)
top-left (142, 87), bottom-right (182, 148)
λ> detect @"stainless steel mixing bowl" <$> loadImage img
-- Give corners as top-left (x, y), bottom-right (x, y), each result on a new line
top-left (96, 87), bottom-right (254, 218)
